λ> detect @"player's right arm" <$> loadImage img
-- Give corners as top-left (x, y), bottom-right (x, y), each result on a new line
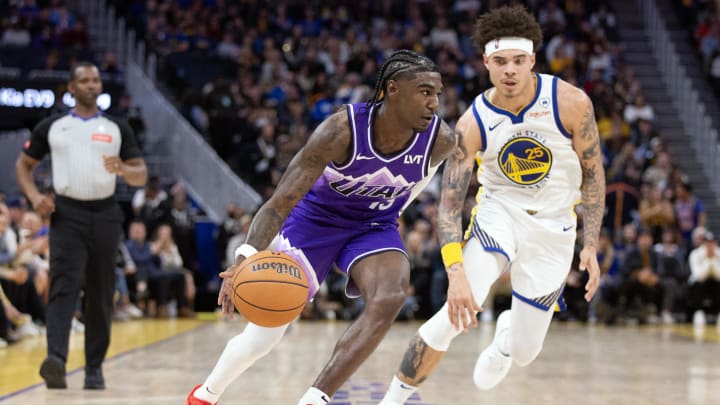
top-left (218, 109), bottom-right (351, 314)
top-left (243, 110), bottom-right (350, 251)
top-left (439, 108), bottom-right (482, 331)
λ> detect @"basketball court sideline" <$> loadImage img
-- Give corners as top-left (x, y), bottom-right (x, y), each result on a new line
top-left (1, 318), bottom-right (719, 404)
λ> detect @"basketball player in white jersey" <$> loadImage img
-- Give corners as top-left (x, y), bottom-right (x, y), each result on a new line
top-left (379, 6), bottom-right (605, 403)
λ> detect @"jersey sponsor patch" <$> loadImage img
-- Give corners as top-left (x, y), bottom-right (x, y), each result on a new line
top-left (528, 110), bottom-right (550, 118)
top-left (92, 134), bottom-right (112, 143)
top-left (497, 131), bottom-right (552, 187)
top-left (403, 154), bottom-right (423, 164)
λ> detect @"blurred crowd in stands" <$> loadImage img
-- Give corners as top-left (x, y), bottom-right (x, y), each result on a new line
top-left (676, 0), bottom-right (720, 95)
top-left (1, 0), bottom-right (720, 350)
top-left (0, 0), bottom-right (124, 73)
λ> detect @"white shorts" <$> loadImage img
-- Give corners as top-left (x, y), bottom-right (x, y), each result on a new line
top-left (466, 195), bottom-right (577, 306)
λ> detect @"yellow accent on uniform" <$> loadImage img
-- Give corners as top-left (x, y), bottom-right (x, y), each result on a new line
top-left (441, 242), bottom-right (464, 268)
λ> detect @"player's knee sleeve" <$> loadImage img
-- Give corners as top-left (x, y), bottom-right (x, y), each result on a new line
top-left (508, 336), bottom-right (543, 367)
top-left (231, 322), bottom-right (287, 360)
top-left (507, 297), bottom-right (554, 367)
top-left (418, 303), bottom-right (462, 351)
top-left (462, 238), bottom-right (508, 308)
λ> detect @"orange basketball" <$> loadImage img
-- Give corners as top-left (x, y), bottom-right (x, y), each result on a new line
top-left (232, 250), bottom-right (308, 327)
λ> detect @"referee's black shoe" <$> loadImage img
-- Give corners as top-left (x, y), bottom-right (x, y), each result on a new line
top-left (39, 356), bottom-right (67, 389)
top-left (84, 366), bottom-right (105, 390)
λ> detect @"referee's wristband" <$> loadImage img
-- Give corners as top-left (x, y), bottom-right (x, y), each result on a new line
top-left (441, 242), bottom-right (464, 268)
top-left (234, 243), bottom-right (258, 263)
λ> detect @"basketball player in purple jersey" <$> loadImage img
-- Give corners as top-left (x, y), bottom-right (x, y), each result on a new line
top-left (186, 50), bottom-right (455, 405)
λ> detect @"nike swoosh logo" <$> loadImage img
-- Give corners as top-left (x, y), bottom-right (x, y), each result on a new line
top-left (489, 121), bottom-right (503, 131)
top-left (400, 383), bottom-right (414, 390)
top-left (356, 155), bottom-right (375, 160)
top-left (563, 225), bottom-right (574, 232)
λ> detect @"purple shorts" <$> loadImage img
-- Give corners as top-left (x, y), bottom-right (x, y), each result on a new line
top-left (273, 210), bottom-right (406, 300)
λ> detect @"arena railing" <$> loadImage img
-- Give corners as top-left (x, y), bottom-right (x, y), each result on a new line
top-left (643, 0), bottom-right (720, 197)
top-left (71, 0), bottom-right (262, 221)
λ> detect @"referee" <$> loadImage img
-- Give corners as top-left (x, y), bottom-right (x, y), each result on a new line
top-left (15, 62), bottom-right (148, 390)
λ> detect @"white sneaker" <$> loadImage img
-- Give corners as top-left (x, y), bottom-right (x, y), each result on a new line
top-left (125, 304), bottom-right (143, 318)
top-left (18, 321), bottom-right (41, 337)
top-left (113, 309), bottom-right (130, 321)
top-left (71, 317), bottom-right (85, 333)
top-left (473, 310), bottom-right (512, 390)
top-left (15, 315), bottom-right (41, 338)
top-left (693, 310), bottom-right (706, 328)
top-left (0, 337), bottom-right (7, 348)
top-left (661, 310), bottom-right (674, 325)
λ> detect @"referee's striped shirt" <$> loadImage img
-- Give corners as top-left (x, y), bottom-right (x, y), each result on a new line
top-left (23, 111), bottom-right (143, 201)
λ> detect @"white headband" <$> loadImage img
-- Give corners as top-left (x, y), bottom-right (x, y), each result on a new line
top-left (484, 37), bottom-right (534, 57)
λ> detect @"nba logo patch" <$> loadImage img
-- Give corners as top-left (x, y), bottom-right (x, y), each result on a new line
top-left (494, 38), bottom-right (500, 49)
top-left (539, 97), bottom-right (550, 109)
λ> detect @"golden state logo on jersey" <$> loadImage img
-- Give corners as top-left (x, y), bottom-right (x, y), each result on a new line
top-left (497, 130), bottom-right (552, 188)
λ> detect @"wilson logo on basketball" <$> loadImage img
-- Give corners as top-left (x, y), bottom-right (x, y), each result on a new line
top-left (251, 261), bottom-right (302, 280)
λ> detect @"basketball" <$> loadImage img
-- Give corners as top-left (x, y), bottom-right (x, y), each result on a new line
top-left (231, 250), bottom-right (308, 327)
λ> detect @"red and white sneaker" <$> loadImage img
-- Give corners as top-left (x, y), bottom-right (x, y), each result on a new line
top-left (185, 384), bottom-right (217, 405)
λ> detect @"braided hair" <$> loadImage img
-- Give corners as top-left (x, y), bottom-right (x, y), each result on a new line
top-left (367, 50), bottom-right (439, 106)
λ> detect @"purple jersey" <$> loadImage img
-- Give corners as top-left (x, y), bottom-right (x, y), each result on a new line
top-left (292, 102), bottom-right (440, 225)
top-left (276, 103), bottom-right (440, 300)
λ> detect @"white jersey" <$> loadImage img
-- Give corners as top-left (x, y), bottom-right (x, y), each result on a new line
top-left (471, 73), bottom-right (581, 215)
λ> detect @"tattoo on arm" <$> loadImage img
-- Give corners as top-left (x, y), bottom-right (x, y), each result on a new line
top-left (581, 141), bottom-right (599, 160)
top-left (453, 129), bottom-right (468, 161)
top-left (438, 129), bottom-right (472, 248)
top-left (243, 111), bottom-right (348, 253)
top-left (578, 103), bottom-right (605, 249)
top-left (580, 106), bottom-right (597, 141)
top-left (244, 208), bottom-right (284, 253)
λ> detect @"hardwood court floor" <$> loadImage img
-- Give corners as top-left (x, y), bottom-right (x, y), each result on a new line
top-left (1, 317), bottom-right (719, 404)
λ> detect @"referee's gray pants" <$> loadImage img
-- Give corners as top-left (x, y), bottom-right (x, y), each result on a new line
top-left (46, 196), bottom-right (123, 368)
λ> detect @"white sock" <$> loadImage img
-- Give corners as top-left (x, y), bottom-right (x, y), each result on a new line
top-left (194, 385), bottom-right (220, 403)
top-left (194, 322), bottom-right (288, 403)
top-left (378, 375), bottom-right (417, 405)
top-left (297, 386), bottom-right (330, 405)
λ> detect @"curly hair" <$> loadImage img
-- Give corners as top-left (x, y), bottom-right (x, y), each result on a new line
top-left (473, 5), bottom-right (543, 54)
top-left (367, 50), bottom-right (439, 106)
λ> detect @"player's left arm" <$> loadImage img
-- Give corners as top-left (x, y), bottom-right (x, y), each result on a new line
top-left (428, 119), bottom-right (456, 167)
top-left (400, 120), bottom-right (455, 212)
top-left (560, 80), bottom-right (605, 301)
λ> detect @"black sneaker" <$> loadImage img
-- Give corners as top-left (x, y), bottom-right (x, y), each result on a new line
top-left (39, 356), bottom-right (67, 389)
top-left (83, 366), bottom-right (105, 390)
